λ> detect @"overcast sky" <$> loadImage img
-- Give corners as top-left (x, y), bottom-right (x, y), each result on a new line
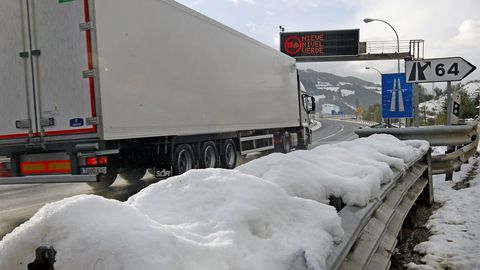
top-left (175, 0), bottom-right (480, 88)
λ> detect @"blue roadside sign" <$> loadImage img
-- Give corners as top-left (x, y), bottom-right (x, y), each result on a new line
top-left (382, 73), bottom-right (413, 118)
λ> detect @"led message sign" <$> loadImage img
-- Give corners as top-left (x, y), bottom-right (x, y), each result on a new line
top-left (280, 29), bottom-right (359, 59)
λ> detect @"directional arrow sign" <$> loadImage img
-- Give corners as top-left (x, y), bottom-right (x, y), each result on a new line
top-left (405, 57), bottom-right (476, 83)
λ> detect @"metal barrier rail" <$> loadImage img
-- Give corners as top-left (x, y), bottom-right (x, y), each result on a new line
top-left (431, 135), bottom-right (480, 174)
top-left (355, 121), bottom-right (478, 146)
top-left (355, 121), bottom-right (479, 177)
top-left (327, 150), bottom-right (432, 270)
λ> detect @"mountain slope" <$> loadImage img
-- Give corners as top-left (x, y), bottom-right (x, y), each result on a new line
top-left (299, 69), bottom-right (381, 114)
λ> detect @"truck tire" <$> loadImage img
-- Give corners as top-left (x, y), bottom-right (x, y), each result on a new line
top-left (173, 144), bottom-right (195, 175)
top-left (199, 141), bottom-right (218, 168)
top-left (220, 139), bottom-right (237, 169)
top-left (119, 168), bottom-right (146, 183)
top-left (88, 163), bottom-right (118, 189)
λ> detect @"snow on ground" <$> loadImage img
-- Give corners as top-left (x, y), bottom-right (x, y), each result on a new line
top-left (431, 146), bottom-right (447, 156)
top-left (407, 157), bottom-right (480, 269)
top-left (342, 101), bottom-right (356, 111)
top-left (0, 135), bottom-right (429, 270)
top-left (323, 86), bottom-right (340, 92)
top-left (316, 81), bottom-right (332, 89)
top-left (322, 104), bottom-right (340, 114)
top-left (340, 89), bottom-right (355, 97)
top-left (338, 82), bottom-right (352, 86)
top-left (463, 82), bottom-right (480, 98)
top-left (364, 86), bottom-right (382, 95)
top-left (420, 97), bottom-right (445, 116)
top-left (365, 86), bottom-right (381, 90)
top-left (310, 120), bottom-right (322, 131)
top-left (314, 94), bottom-right (326, 100)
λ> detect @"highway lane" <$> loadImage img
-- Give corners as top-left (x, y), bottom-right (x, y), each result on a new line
top-left (312, 118), bottom-right (366, 147)
top-left (0, 118), bottom-right (365, 239)
top-left (0, 177), bottom-right (162, 239)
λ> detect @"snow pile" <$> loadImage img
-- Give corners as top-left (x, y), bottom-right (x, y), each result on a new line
top-left (0, 169), bottom-right (342, 270)
top-left (407, 161), bottom-right (480, 269)
top-left (0, 134), bottom-right (429, 270)
top-left (238, 134), bottom-right (429, 207)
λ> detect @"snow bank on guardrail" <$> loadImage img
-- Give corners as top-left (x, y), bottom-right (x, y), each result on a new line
top-left (238, 134), bottom-right (429, 207)
top-left (0, 135), bottom-right (429, 270)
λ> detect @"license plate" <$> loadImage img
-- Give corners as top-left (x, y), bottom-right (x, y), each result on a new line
top-left (153, 167), bottom-right (172, 179)
top-left (81, 167), bottom-right (107, 175)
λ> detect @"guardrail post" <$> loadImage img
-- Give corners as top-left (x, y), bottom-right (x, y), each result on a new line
top-left (445, 146), bottom-right (455, 181)
top-left (418, 150), bottom-right (434, 206)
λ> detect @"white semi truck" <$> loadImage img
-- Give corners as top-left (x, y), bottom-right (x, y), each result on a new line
top-left (0, 0), bottom-right (315, 187)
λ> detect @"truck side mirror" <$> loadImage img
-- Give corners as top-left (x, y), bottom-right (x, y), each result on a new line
top-left (310, 96), bottom-right (316, 113)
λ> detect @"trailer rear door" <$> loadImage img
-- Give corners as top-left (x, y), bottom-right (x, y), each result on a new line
top-left (0, 0), bottom-right (97, 142)
top-left (0, 1), bottom-right (34, 140)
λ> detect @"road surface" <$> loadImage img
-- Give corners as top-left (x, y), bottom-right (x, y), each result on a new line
top-left (0, 118), bottom-right (365, 239)
top-left (312, 118), bottom-right (365, 146)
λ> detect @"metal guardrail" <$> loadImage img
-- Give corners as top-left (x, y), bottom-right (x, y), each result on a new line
top-left (355, 121), bottom-right (479, 177)
top-left (355, 121), bottom-right (478, 146)
top-left (431, 135), bottom-right (480, 174)
top-left (327, 150), bottom-right (432, 270)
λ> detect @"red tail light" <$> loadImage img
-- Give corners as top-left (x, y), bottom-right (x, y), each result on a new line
top-left (85, 156), bottom-right (108, 166)
top-left (98, 156), bottom-right (108, 165)
top-left (86, 157), bottom-right (98, 166)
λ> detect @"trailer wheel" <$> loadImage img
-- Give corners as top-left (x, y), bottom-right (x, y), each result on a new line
top-left (119, 168), bottom-right (147, 183)
top-left (199, 141), bottom-right (218, 168)
top-left (173, 144), bottom-right (195, 175)
top-left (220, 139), bottom-right (237, 169)
top-left (282, 132), bottom-right (291, 153)
top-left (88, 163), bottom-right (118, 189)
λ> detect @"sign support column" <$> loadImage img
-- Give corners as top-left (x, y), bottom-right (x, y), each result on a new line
top-left (446, 81), bottom-right (452, 125)
top-left (445, 81), bottom-right (454, 181)
top-left (414, 83), bottom-right (420, 127)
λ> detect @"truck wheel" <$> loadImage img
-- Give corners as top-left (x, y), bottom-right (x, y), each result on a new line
top-left (119, 168), bottom-right (146, 183)
top-left (282, 132), bottom-right (291, 153)
top-left (88, 164), bottom-right (118, 189)
top-left (199, 141), bottom-right (218, 168)
top-left (220, 139), bottom-right (237, 169)
top-left (173, 144), bottom-right (195, 175)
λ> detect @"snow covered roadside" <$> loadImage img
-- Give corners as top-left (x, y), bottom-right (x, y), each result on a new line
top-left (407, 158), bottom-right (480, 269)
top-left (0, 135), bottom-right (429, 270)
top-left (310, 120), bottom-right (322, 131)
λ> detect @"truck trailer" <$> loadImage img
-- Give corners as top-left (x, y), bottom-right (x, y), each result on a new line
top-left (0, 0), bottom-right (315, 187)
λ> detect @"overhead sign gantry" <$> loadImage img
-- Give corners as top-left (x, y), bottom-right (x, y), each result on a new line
top-left (279, 29), bottom-right (421, 62)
